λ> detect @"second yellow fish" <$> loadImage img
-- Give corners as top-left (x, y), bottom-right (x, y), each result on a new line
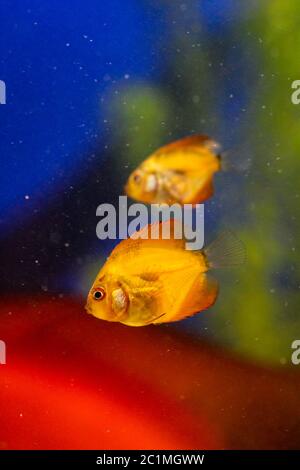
top-left (125, 135), bottom-right (222, 205)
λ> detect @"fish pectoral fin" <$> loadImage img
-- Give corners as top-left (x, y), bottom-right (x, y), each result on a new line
top-left (139, 272), bottom-right (160, 282)
top-left (162, 171), bottom-right (189, 201)
top-left (127, 275), bottom-right (161, 297)
top-left (163, 170), bottom-right (213, 203)
top-left (130, 285), bottom-right (158, 296)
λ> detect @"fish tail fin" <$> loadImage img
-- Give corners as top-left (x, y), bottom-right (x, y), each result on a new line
top-left (203, 230), bottom-right (246, 269)
top-left (218, 146), bottom-right (252, 173)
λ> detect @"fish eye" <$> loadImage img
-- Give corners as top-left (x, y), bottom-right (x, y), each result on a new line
top-left (133, 172), bottom-right (142, 184)
top-left (93, 287), bottom-right (106, 301)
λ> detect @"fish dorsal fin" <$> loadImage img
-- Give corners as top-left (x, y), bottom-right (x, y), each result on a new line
top-left (109, 220), bottom-right (187, 260)
top-left (155, 135), bottom-right (221, 156)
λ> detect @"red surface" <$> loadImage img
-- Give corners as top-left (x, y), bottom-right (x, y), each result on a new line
top-left (0, 295), bottom-right (300, 449)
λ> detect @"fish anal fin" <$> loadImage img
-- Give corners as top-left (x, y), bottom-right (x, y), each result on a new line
top-left (151, 268), bottom-right (218, 324)
top-left (161, 273), bottom-right (219, 323)
top-left (188, 177), bottom-right (214, 204)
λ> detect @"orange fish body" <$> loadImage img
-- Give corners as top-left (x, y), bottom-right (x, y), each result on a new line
top-left (86, 222), bottom-right (244, 327)
top-left (125, 135), bottom-right (222, 205)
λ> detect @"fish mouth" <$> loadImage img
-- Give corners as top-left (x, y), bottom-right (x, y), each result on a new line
top-left (85, 303), bottom-right (93, 315)
top-left (124, 182), bottom-right (132, 198)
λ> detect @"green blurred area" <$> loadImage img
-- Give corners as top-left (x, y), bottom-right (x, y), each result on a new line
top-left (108, 1), bottom-right (300, 365)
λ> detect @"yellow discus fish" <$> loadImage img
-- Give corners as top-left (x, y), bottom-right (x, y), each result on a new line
top-left (125, 135), bottom-right (222, 205)
top-left (86, 222), bottom-right (245, 327)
